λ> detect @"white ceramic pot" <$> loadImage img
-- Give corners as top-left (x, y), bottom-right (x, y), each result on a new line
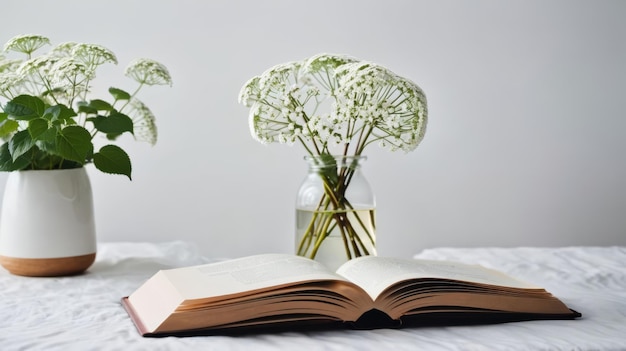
top-left (0, 167), bottom-right (96, 276)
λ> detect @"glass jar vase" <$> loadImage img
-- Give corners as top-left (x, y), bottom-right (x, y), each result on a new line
top-left (295, 155), bottom-right (376, 271)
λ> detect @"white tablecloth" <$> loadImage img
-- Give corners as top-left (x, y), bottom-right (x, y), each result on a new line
top-left (1, 242), bottom-right (625, 350)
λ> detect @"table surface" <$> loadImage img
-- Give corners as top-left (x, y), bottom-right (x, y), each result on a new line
top-left (1, 241), bottom-right (625, 351)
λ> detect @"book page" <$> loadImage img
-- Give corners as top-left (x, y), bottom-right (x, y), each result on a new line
top-left (161, 254), bottom-right (348, 300)
top-left (336, 256), bottom-right (540, 301)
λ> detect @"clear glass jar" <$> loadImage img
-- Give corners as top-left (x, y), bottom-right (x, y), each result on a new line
top-left (295, 155), bottom-right (376, 271)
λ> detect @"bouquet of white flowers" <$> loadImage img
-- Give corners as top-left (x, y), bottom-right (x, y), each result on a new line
top-left (240, 53), bottom-right (428, 262)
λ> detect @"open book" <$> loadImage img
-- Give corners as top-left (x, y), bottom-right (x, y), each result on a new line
top-left (122, 254), bottom-right (580, 336)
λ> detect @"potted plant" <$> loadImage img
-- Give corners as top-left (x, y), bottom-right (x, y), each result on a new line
top-left (0, 34), bottom-right (172, 276)
top-left (239, 53), bottom-right (427, 270)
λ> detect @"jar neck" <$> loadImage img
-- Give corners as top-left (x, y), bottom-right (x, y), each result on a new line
top-left (304, 155), bottom-right (367, 172)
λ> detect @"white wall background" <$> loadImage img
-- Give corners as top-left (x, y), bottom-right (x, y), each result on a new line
top-left (1, 0), bottom-right (625, 259)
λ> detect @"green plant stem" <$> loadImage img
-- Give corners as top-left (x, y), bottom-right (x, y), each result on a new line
top-left (297, 160), bottom-right (375, 262)
top-left (118, 82), bottom-right (145, 112)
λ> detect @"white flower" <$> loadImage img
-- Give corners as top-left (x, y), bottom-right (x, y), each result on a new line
top-left (14, 55), bottom-right (60, 95)
top-left (3, 34), bottom-right (50, 55)
top-left (335, 61), bottom-right (427, 152)
top-left (127, 98), bottom-right (158, 145)
top-left (0, 56), bottom-right (20, 74)
top-left (71, 43), bottom-right (118, 68)
top-left (240, 53), bottom-right (427, 155)
top-left (16, 55), bottom-right (56, 76)
top-left (238, 76), bottom-right (260, 107)
top-left (0, 56), bottom-right (24, 98)
top-left (49, 42), bottom-right (78, 58)
top-left (302, 53), bottom-right (358, 74)
top-left (52, 57), bottom-right (91, 81)
top-left (125, 58), bottom-right (172, 86)
top-left (0, 72), bottom-right (23, 98)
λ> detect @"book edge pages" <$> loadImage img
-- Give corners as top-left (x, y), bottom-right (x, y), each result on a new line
top-left (121, 297), bottom-right (150, 336)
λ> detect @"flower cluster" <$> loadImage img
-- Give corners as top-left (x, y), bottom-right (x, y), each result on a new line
top-left (239, 53), bottom-right (427, 157)
top-left (125, 58), bottom-right (172, 86)
top-left (0, 34), bottom-right (172, 179)
top-left (240, 54), bottom-right (428, 263)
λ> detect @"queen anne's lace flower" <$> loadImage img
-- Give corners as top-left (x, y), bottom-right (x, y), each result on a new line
top-left (47, 57), bottom-right (91, 101)
top-left (127, 98), bottom-right (158, 145)
top-left (0, 73), bottom-right (23, 98)
top-left (71, 43), bottom-right (118, 68)
top-left (3, 34), bottom-right (50, 55)
top-left (51, 57), bottom-right (89, 80)
top-left (49, 42), bottom-right (78, 57)
top-left (242, 61), bottom-right (304, 145)
top-left (0, 56), bottom-right (23, 98)
top-left (335, 61), bottom-right (427, 151)
top-left (16, 55), bottom-right (57, 76)
top-left (125, 58), bottom-right (172, 86)
top-left (239, 53), bottom-right (427, 155)
top-left (302, 53), bottom-right (357, 93)
top-left (0, 57), bottom-right (20, 73)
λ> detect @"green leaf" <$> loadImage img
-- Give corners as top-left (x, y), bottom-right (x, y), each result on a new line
top-left (4, 95), bottom-right (46, 120)
top-left (35, 139), bottom-right (57, 154)
top-left (109, 87), bottom-right (131, 100)
top-left (8, 130), bottom-right (35, 161)
top-left (77, 101), bottom-right (98, 115)
top-left (44, 104), bottom-right (77, 123)
top-left (89, 99), bottom-right (114, 111)
top-left (40, 128), bottom-right (58, 143)
top-left (0, 142), bottom-right (31, 171)
top-left (28, 118), bottom-right (50, 140)
top-left (55, 126), bottom-right (93, 164)
top-left (94, 144), bottom-right (132, 180)
top-left (106, 132), bottom-right (122, 140)
top-left (0, 113), bottom-right (19, 138)
top-left (88, 112), bottom-right (134, 135)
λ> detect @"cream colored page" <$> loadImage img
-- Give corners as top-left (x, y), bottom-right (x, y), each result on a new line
top-left (336, 256), bottom-right (539, 301)
top-left (162, 254), bottom-right (348, 300)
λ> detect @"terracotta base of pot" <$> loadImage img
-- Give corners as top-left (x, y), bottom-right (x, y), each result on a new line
top-left (0, 253), bottom-right (96, 277)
